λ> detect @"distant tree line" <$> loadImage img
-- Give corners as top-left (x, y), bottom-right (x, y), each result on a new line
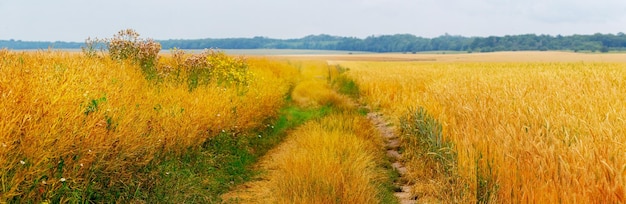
top-left (3, 33), bottom-right (626, 53)
top-left (469, 33), bottom-right (626, 53)
top-left (0, 39), bottom-right (83, 50)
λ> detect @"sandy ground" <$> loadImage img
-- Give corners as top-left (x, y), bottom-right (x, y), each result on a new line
top-left (366, 110), bottom-right (418, 204)
top-left (269, 51), bottom-right (626, 63)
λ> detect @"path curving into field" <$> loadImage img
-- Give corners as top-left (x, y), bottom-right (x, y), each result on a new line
top-left (365, 109), bottom-right (417, 204)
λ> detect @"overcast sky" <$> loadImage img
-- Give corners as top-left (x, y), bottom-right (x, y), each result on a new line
top-left (1, 0), bottom-right (625, 41)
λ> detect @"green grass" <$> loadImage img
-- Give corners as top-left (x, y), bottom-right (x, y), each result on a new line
top-left (376, 155), bottom-right (402, 204)
top-left (75, 71), bottom-right (397, 203)
top-left (41, 100), bottom-right (334, 203)
top-left (399, 107), bottom-right (467, 201)
top-left (125, 103), bottom-right (333, 203)
top-left (332, 75), bottom-right (360, 100)
top-left (331, 72), bottom-right (400, 203)
top-left (330, 65), bottom-right (362, 101)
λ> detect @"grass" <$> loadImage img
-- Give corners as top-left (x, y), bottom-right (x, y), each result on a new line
top-left (340, 60), bottom-right (626, 203)
top-left (257, 111), bottom-right (395, 204)
top-left (332, 72), bottom-right (360, 99)
top-left (270, 121), bottom-right (372, 203)
top-left (138, 103), bottom-right (333, 203)
top-left (268, 61), bottom-right (389, 203)
top-left (221, 61), bottom-right (399, 204)
top-left (1, 48), bottom-right (400, 203)
top-left (0, 50), bottom-right (296, 202)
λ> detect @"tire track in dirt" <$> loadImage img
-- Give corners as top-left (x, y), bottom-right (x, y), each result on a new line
top-left (366, 110), bottom-right (417, 204)
top-left (220, 140), bottom-right (286, 203)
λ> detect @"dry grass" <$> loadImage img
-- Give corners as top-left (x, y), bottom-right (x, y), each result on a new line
top-left (221, 60), bottom-right (392, 204)
top-left (339, 60), bottom-right (626, 203)
top-left (291, 80), bottom-right (354, 110)
top-left (0, 50), bottom-right (295, 201)
top-left (226, 111), bottom-right (387, 204)
top-left (266, 113), bottom-right (384, 204)
top-left (287, 60), bottom-right (355, 110)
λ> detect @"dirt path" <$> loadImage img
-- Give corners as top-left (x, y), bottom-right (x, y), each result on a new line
top-left (366, 110), bottom-right (417, 204)
top-left (222, 110), bottom-right (417, 204)
top-left (220, 133), bottom-right (297, 203)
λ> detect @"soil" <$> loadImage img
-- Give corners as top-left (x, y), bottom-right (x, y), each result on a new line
top-left (366, 110), bottom-right (417, 204)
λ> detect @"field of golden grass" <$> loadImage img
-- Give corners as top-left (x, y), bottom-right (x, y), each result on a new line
top-left (222, 60), bottom-right (397, 203)
top-left (223, 113), bottom-right (389, 204)
top-left (265, 112), bottom-right (386, 203)
top-left (0, 49), bottom-right (298, 202)
top-left (2, 46), bottom-right (401, 202)
top-left (6, 47), bottom-right (626, 203)
top-left (336, 55), bottom-right (626, 203)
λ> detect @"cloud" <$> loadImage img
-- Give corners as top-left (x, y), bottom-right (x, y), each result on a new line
top-left (1, 0), bottom-right (625, 41)
top-left (518, 0), bottom-right (625, 23)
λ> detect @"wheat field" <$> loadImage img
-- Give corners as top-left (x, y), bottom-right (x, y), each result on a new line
top-left (5, 46), bottom-right (626, 203)
top-left (339, 59), bottom-right (626, 203)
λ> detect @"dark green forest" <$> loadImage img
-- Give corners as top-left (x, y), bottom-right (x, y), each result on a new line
top-left (2, 33), bottom-right (626, 53)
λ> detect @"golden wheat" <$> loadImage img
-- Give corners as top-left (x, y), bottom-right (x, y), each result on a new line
top-left (340, 60), bottom-right (626, 203)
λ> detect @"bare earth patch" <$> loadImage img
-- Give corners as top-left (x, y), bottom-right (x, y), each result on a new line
top-left (220, 138), bottom-right (291, 203)
top-left (280, 51), bottom-right (626, 63)
top-left (365, 111), bottom-right (417, 204)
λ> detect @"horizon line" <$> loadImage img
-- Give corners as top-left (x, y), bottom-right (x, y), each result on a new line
top-left (2, 32), bottom-right (625, 43)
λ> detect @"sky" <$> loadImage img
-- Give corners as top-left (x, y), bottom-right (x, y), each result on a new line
top-left (1, 0), bottom-right (625, 42)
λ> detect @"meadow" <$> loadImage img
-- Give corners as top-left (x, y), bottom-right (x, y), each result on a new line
top-left (0, 30), bottom-right (397, 202)
top-left (4, 29), bottom-right (626, 203)
top-left (221, 61), bottom-right (398, 203)
top-left (338, 56), bottom-right (626, 203)
top-left (0, 50), bottom-right (300, 202)
top-left (0, 30), bottom-right (318, 202)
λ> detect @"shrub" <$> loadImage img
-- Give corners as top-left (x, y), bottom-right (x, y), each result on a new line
top-left (81, 37), bottom-right (105, 58)
top-left (159, 49), bottom-right (251, 91)
top-left (106, 29), bottom-right (161, 77)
